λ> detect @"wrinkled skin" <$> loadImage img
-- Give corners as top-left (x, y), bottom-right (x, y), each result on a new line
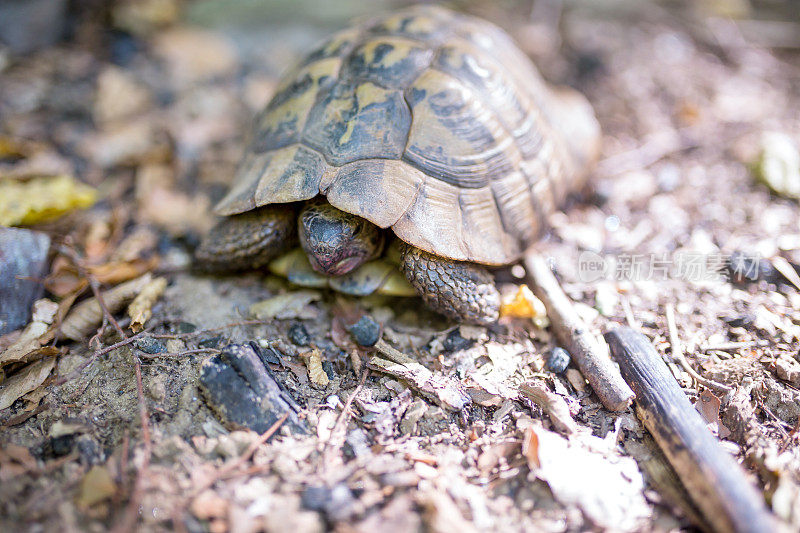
top-left (297, 199), bottom-right (384, 276)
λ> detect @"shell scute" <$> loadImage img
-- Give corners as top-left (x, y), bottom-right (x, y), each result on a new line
top-left (302, 81), bottom-right (411, 166)
top-left (343, 36), bottom-right (434, 88)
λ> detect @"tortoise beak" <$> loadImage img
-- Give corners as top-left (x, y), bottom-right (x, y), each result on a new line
top-left (308, 253), bottom-right (365, 276)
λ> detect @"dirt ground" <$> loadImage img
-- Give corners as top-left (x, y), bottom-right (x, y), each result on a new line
top-left (1, 0), bottom-right (799, 531)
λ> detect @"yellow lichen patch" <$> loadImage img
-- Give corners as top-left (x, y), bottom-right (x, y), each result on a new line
top-left (500, 284), bottom-right (547, 325)
top-left (0, 175), bottom-right (97, 226)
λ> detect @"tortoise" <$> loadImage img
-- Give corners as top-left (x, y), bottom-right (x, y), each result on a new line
top-left (196, 5), bottom-right (600, 325)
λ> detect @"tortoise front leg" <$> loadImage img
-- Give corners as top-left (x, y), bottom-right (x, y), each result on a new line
top-left (398, 243), bottom-right (500, 325)
top-left (195, 205), bottom-right (297, 271)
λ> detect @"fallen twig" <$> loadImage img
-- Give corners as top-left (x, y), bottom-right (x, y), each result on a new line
top-left (605, 327), bottom-right (779, 533)
top-left (53, 329), bottom-right (152, 385)
top-left (322, 368), bottom-right (371, 471)
top-left (524, 255), bottom-right (634, 411)
top-left (665, 303), bottom-right (731, 394)
top-left (370, 339), bottom-right (469, 411)
top-left (701, 340), bottom-right (770, 352)
top-left (150, 319), bottom-right (272, 339)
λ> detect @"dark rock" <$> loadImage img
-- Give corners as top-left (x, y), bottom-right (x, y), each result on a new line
top-left (109, 30), bottom-right (142, 67)
top-left (0, 227), bottom-right (51, 335)
top-left (722, 313), bottom-right (756, 329)
top-left (251, 342), bottom-right (281, 366)
top-left (322, 360), bottom-right (335, 381)
top-left (176, 322), bottom-right (197, 334)
top-left (76, 436), bottom-right (105, 466)
top-left (288, 323), bottom-right (310, 346)
top-left (134, 335), bottom-right (166, 354)
top-left (443, 329), bottom-right (473, 352)
top-left (301, 484), bottom-right (356, 521)
top-left (346, 315), bottom-right (380, 347)
top-left (546, 347), bottom-right (571, 374)
top-left (38, 434), bottom-right (74, 460)
top-left (301, 486), bottom-right (330, 512)
top-left (199, 336), bottom-right (222, 348)
top-left (726, 252), bottom-right (780, 284)
top-left (199, 344), bottom-right (307, 435)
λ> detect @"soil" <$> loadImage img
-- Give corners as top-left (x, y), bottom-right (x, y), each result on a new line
top-left (1, 1), bottom-right (799, 532)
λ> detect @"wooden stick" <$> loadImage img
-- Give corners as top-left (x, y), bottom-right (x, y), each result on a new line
top-left (524, 255), bottom-right (634, 411)
top-left (604, 327), bottom-right (779, 533)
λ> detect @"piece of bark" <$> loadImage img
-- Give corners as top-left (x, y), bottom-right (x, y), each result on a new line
top-left (605, 327), bottom-right (780, 533)
top-left (524, 255), bottom-right (634, 411)
top-left (518, 380), bottom-right (578, 434)
top-left (0, 227), bottom-right (51, 335)
top-left (199, 344), bottom-right (307, 435)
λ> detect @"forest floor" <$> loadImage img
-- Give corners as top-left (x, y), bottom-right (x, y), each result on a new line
top-left (1, 0), bottom-right (799, 531)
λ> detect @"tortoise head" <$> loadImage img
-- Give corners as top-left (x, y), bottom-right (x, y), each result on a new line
top-left (298, 199), bottom-right (384, 276)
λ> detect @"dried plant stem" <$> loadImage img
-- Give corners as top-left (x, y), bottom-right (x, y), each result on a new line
top-left (524, 254), bottom-right (634, 411)
top-left (665, 303), bottom-right (731, 394)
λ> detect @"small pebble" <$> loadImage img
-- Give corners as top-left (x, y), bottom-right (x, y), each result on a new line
top-left (301, 486), bottom-right (330, 512)
top-left (347, 315), bottom-right (381, 347)
top-left (47, 435), bottom-right (75, 458)
top-left (134, 335), bottom-right (166, 354)
top-left (322, 360), bottom-right (335, 381)
top-left (288, 323), bottom-right (310, 346)
top-left (546, 347), bottom-right (571, 374)
top-left (443, 329), bottom-right (473, 352)
top-left (721, 313), bottom-right (755, 329)
top-left (176, 321), bottom-right (197, 334)
top-left (726, 252), bottom-right (780, 284)
top-left (199, 336), bottom-right (222, 349)
top-left (253, 342), bottom-right (281, 366)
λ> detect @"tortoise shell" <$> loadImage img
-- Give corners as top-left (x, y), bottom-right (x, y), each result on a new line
top-left (214, 5), bottom-right (600, 265)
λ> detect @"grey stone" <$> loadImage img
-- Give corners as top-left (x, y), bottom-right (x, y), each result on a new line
top-left (0, 227), bottom-right (51, 335)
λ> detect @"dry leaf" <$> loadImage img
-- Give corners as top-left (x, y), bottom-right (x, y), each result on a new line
top-left (302, 349), bottom-right (329, 388)
top-left (0, 299), bottom-right (58, 367)
top-left (94, 66), bottom-right (151, 125)
top-left (0, 175), bottom-right (96, 226)
top-left (88, 257), bottom-right (159, 285)
top-left (127, 276), bottom-right (167, 332)
top-left (695, 388), bottom-right (732, 439)
top-left (368, 356), bottom-right (469, 411)
top-left (500, 284), bottom-right (547, 322)
top-left (0, 356), bottom-right (56, 410)
top-left (60, 274), bottom-right (152, 341)
top-left (522, 426), bottom-right (540, 468)
top-left (528, 426), bottom-right (650, 531)
top-left (249, 291), bottom-right (322, 320)
top-left (518, 381), bottom-right (579, 434)
top-left (77, 465), bottom-right (117, 509)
